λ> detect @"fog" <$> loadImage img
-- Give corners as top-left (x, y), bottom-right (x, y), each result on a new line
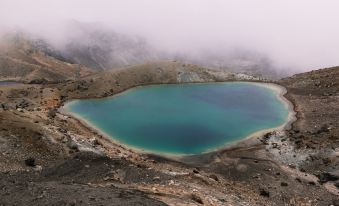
top-left (1, 0), bottom-right (339, 73)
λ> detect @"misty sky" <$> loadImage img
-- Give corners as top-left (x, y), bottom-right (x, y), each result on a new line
top-left (1, 0), bottom-right (339, 71)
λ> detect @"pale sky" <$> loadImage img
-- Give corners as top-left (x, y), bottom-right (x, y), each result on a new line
top-left (1, 0), bottom-right (339, 71)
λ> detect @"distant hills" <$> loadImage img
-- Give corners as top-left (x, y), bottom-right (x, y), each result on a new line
top-left (55, 21), bottom-right (163, 70)
top-left (175, 49), bottom-right (291, 79)
top-left (0, 21), bottom-right (293, 82)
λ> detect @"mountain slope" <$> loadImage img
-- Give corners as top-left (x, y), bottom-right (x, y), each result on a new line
top-left (0, 33), bottom-right (94, 82)
top-left (58, 60), bottom-right (247, 100)
top-left (279, 66), bottom-right (338, 177)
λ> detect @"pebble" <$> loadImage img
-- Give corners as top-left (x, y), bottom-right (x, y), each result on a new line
top-left (191, 193), bottom-right (203, 204)
top-left (259, 189), bottom-right (270, 197)
top-left (33, 165), bottom-right (43, 172)
top-left (25, 158), bottom-right (36, 167)
top-left (153, 176), bottom-right (160, 181)
top-left (280, 182), bottom-right (288, 186)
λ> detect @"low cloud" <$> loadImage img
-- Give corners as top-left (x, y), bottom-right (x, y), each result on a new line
top-left (1, 0), bottom-right (339, 72)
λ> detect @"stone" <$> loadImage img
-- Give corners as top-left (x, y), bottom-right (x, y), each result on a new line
top-left (299, 168), bottom-right (306, 172)
top-left (25, 158), bottom-right (36, 167)
top-left (308, 181), bottom-right (316, 185)
top-left (191, 193), bottom-right (203, 204)
top-left (316, 124), bottom-right (330, 134)
top-left (332, 199), bottom-right (339, 206)
top-left (90, 138), bottom-right (99, 146)
top-left (152, 176), bottom-right (160, 181)
top-left (293, 128), bottom-right (300, 133)
top-left (17, 99), bottom-right (30, 108)
top-left (295, 178), bottom-right (302, 183)
top-left (33, 165), bottom-right (43, 172)
top-left (280, 182), bottom-right (288, 186)
top-left (67, 141), bottom-right (79, 151)
top-left (58, 128), bottom-right (67, 133)
top-left (168, 180), bottom-right (174, 185)
top-left (288, 164), bottom-right (296, 169)
top-left (209, 174), bottom-right (219, 182)
top-left (48, 109), bottom-right (57, 118)
top-left (272, 143), bottom-right (279, 149)
top-left (317, 172), bottom-right (339, 184)
top-left (322, 158), bottom-right (331, 165)
top-left (193, 169), bottom-right (199, 174)
top-left (29, 78), bottom-right (48, 84)
top-left (259, 189), bottom-right (270, 197)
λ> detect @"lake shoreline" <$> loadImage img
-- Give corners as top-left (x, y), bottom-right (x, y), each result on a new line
top-left (199, 82), bottom-right (297, 156)
top-left (60, 81), bottom-right (296, 160)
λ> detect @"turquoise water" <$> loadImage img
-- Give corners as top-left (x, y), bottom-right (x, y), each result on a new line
top-left (65, 82), bottom-right (289, 155)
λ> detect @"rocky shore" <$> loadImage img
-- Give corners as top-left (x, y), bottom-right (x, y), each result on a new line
top-left (0, 63), bottom-right (338, 205)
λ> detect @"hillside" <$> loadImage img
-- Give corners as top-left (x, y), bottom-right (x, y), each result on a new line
top-left (59, 61), bottom-right (241, 100)
top-left (279, 67), bottom-right (339, 174)
top-left (177, 49), bottom-right (292, 79)
top-left (281, 66), bottom-right (338, 95)
top-left (0, 33), bottom-right (94, 83)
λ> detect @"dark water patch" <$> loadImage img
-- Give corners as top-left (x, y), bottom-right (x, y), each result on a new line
top-left (0, 81), bottom-right (19, 86)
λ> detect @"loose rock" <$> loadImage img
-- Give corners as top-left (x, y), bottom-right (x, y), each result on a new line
top-left (25, 158), bottom-right (36, 167)
top-left (191, 193), bottom-right (203, 204)
top-left (259, 189), bottom-right (270, 197)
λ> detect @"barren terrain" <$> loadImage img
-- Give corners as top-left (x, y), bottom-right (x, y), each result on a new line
top-left (0, 59), bottom-right (338, 205)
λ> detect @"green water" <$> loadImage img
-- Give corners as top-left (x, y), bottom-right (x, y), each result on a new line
top-left (65, 82), bottom-right (289, 155)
